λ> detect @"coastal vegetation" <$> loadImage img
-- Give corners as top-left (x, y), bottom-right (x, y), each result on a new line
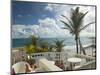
top-left (24, 36), bottom-right (50, 55)
top-left (53, 39), bottom-right (65, 52)
top-left (23, 35), bottom-right (66, 58)
top-left (53, 39), bottom-right (66, 63)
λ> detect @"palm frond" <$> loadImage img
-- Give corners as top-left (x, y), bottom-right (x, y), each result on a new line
top-left (78, 11), bottom-right (88, 27)
top-left (76, 7), bottom-right (80, 13)
top-left (70, 8), bottom-right (88, 32)
top-left (61, 27), bottom-right (69, 29)
top-left (80, 11), bottom-right (88, 19)
top-left (54, 40), bottom-right (65, 49)
top-left (71, 10), bottom-right (79, 28)
top-left (60, 20), bottom-right (73, 32)
top-left (79, 22), bottom-right (95, 32)
top-left (61, 15), bottom-right (73, 26)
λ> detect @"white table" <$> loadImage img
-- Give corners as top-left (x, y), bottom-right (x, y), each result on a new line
top-left (67, 57), bottom-right (82, 70)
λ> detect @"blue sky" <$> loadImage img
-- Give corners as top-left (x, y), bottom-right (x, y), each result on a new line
top-left (12, 1), bottom-right (55, 25)
top-left (12, 1), bottom-right (95, 38)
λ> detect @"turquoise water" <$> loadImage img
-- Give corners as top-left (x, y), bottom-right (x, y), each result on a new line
top-left (12, 37), bottom-right (92, 48)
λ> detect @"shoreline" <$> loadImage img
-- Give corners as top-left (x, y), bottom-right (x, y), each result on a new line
top-left (12, 43), bottom-right (94, 50)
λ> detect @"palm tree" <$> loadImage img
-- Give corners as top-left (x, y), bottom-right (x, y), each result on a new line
top-left (54, 39), bottom-right (65, 52)
top-left (61, 7), bottom-right (95, 54)
top-left (39, 41), bottom-right (49, 52)
top-left (24, 35), bottom-right (39, 59)
top-left (54, 39), bottom-right (65, 61)
top-left (30, 35), bottom-right (38, 46)
top-left (24, 44), bottom-right (35, 59)
top-left (49, 44), bottom-right (55, 52)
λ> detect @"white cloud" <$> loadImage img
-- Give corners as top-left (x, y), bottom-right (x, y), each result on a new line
top-left (38, 18), bottom-right (57, 28)
top-left (45, 4), bottom-right (95, 37)
top-left (45, 4), bottom-right (53, 11)
top-left (12, 25), bottom-right (28, 38)
top-left (12, 18), bottom-right (69, 38)
top-left (38, 18), bottom-right (68, 38)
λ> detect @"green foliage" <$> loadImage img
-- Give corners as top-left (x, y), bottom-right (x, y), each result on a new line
top-left (24, 35), bottom-right (50, 53)
top-left (25, 44), bottom-right (35, 54)
top-left (54, 39), bottom-right (65, 52)
top-left (39, 41), bottom-right (49, 50)
top-left (30, 35), bottom-right (38, 46)
top-left (48, 45), bottom-right (55, 52)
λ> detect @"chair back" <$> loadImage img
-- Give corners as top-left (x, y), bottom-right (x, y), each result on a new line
top-left (12, 61), bottom-right (29, 73)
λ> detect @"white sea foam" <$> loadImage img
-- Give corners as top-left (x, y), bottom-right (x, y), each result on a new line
top-left (63, 43), bottom-right (93, 50)
top-left (62, 43), bottom-right (96, 56)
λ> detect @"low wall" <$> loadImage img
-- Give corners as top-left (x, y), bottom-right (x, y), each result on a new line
top-left (38, 58), bottom-right (62, 72)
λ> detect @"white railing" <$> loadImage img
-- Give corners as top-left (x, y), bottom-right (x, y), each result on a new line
top-left (84, 46), bottom-right (96, 56)
top-left (31, 52), bottom-right (69, 61)
top-left (73, 60), bottom-right (96, 70)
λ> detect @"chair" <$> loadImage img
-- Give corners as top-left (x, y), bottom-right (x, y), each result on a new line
top-left (12, 61), bottom-right (31, 73)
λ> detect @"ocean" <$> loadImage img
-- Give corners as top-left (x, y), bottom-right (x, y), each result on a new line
top-left (12, 37), bottom-right (92, 48)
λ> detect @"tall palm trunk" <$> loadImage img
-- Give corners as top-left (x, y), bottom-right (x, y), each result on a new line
top-left (79, 37), bottom-right (86, 55)
top-left (75, 35), bottom-right (79, 54)
top-left (79, 38), bottom-right (81, 54)
top-left (79, 38), bottom-right (82, 54)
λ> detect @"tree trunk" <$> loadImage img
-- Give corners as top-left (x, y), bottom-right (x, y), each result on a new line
top-left (79, 37), bottom-right (86, 55)
top-left (75, 35), bottom-right (79, 54)
top-left (79, 38), bottom-right (81, 54)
